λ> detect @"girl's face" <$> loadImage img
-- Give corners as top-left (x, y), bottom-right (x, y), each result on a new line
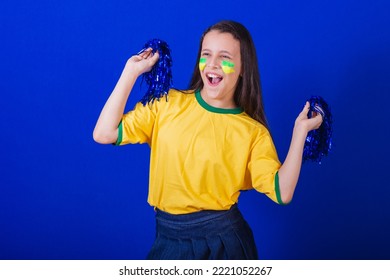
top-left (199, 30), bottom-right (242, 109)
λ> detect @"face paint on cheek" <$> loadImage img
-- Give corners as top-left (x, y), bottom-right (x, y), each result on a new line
top-left (221, 60), bottom-right (235, 74)
top-left (199, 58), bottom-right (206, 71)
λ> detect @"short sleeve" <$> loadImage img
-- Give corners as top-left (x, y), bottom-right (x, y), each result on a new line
top-left (248, 128), bottom-right (284, 204)
top-left (115, 101), bottom-right (158, 145)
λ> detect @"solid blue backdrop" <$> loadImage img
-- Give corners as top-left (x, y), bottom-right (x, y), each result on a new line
top-left (1, 0), bottom-right (389, 259)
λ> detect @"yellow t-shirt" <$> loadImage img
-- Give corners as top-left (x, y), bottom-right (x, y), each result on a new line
top-left (116, 89), bottom-right (283, 214)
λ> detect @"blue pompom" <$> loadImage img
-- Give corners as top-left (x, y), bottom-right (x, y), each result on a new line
top-left (138, 39), bottom-right (173, 105)
top-left (303, 96), bottom-right (333, 164)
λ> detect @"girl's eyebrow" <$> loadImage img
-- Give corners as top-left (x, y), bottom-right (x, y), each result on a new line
top-left (220, 50), bottom-right (233, 56)
top-left (201, 49), bottom-right (233, 56)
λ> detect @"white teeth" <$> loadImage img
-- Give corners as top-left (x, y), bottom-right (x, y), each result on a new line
top-left (207, 73), bottom-right (221, 78)
top-left (206, 73), bottom-right (223, 85)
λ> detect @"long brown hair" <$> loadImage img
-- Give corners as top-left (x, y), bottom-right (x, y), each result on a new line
top-left (188, 20), bottom-right (268, 128)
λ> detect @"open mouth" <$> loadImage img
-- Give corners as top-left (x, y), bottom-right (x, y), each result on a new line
top-left (206, 73), bottom-right (223, 85)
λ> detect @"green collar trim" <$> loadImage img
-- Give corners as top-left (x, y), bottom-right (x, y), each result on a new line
top-left (195, 90), bottom-right (243, 114)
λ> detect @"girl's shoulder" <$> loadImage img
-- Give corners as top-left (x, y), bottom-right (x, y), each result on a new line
top-left (159, 88), bottom-right (195, 106)
top-left (141, 88), bottom-right (195, 112)
top-left (167, 88), bottom-right (195, 98)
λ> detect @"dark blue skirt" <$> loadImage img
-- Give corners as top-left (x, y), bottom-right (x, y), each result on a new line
top-left (147, 204), bottom-right (258, 260)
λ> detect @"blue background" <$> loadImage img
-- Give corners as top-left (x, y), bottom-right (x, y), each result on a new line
top-left (1, 0), bottom-right (389, 259)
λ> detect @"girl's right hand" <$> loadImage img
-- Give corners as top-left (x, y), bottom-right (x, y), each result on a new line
top-left (294, 101), bottom-right (323, 133)
top-left (125, 47), bottom-right (160, 76)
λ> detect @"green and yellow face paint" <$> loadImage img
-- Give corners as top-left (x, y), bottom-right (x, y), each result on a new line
top-left (199, 57), bottom-right (206, 71)
top-left (199, 57), bottom-right (235, 74)
top-left (221, 60), bottom-right (235, 74)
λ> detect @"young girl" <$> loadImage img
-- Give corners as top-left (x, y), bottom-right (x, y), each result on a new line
top-left (93, 20), bottom-right (323, 259)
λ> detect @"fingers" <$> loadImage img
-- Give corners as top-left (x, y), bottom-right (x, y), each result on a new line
top-left (302, 101), bottom-right (310, 114)
top-left (126, 47), bottom-right (160, 75)
top-left (150, 50), bottom-right (159, 62)
top-left (137, 48), bottom-right (159, 64)
top-left (298, 101), bottom-right (310, 119)
top-left (311, 113), bottom-right (323, 129)
top-left (301, 102), bottom-right (325, 120)
top-left (136, 47), bottom-right (148, 55)
top-left (295, 101), bottom-right (324, 130)
top-left (137, 47), bottom-right (153, 59)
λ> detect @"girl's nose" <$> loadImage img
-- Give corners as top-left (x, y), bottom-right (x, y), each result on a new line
top-left (207, 56), bottom-right (220, 69)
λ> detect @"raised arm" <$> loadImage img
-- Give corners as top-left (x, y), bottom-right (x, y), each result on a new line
top-left (277, 102), bottom-right (323, 204)
top-left (93, 48), bottom-right (159, 144)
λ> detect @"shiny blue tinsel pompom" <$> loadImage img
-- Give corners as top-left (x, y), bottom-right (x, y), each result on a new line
top-left (303, 96), bottom-right (333, 164)
top-left (138, 39), bottom-right (173, 105)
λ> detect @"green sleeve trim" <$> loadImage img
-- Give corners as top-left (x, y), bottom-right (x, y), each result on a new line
top-left (275, 171), bottom-right (289, 205)
top-left (114, 121), bottom-right (123, 146)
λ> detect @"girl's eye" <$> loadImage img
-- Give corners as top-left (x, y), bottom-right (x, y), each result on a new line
top-left (222, 55), bottom-right (231, 59)
top-left (201, 52), bottom-right (210, 56)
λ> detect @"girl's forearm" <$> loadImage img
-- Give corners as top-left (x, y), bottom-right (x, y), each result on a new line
top-left (93, 65), bottom-right (138, 144)
top-left (277, 126), bottom-right (307, 204)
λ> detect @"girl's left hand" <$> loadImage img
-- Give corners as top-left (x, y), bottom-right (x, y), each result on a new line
top-left (294, 101), bottom-right (323, 133)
